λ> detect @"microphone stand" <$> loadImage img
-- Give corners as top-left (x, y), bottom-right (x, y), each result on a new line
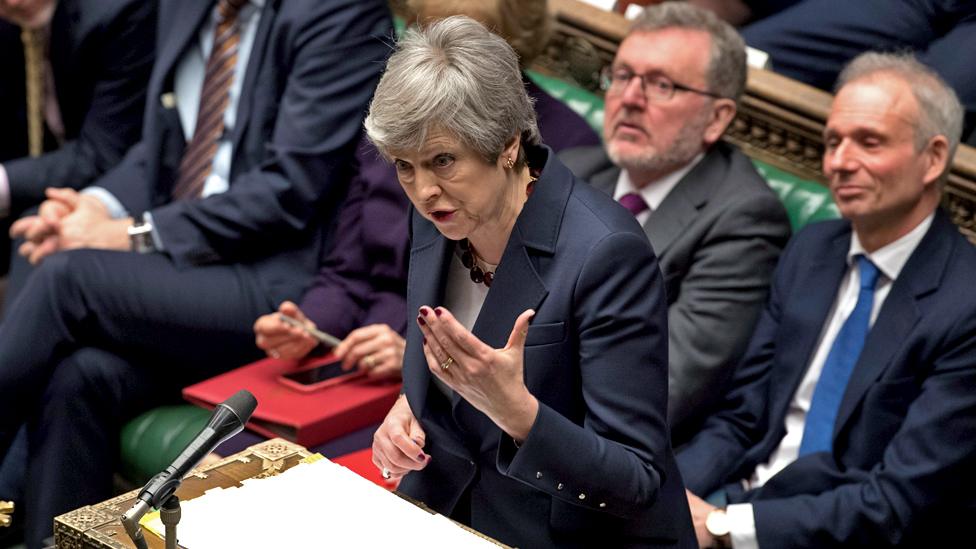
top-left (120, 495), bottom-right (182, 549)
top-left (160, 495), bottom-right (182, 549)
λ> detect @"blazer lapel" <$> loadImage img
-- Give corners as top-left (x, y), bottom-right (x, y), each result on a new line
top-left (156, 0), bottom-right (213, 89)
top-left (230, 0), bottom-right (278, 164)
top-left (453, 146), bottom-right (565, 415)
top-left (404, 214), bottom-right (453, 416)
top-left (832, 212), bottom-right (950, 437)
top-left (643, 146), bottom-right (725, 256)
top-left (768, 231), bottom-right (850, 423)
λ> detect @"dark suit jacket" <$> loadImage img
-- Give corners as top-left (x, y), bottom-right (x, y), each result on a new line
top-left (397, 146), bottom-right (695, 549)
top-left (0, 0), bottom-right (155, 214)
top-left (90, 0), bottom-right (391, 305)
top-left (560, 142), bottom-right (791, 443)
top-left (678, 210), bottom-right (976, 547)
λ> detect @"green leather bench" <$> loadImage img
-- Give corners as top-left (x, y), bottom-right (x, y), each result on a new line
top-left (117, 69), bottom-right (839, 487)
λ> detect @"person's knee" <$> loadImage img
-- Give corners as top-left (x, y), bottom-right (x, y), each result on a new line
top-left (42, 348), bottom-right (130, 413)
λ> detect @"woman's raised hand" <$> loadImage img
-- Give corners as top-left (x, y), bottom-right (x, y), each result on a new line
top-left (416, 306), bottom-right (538, 442)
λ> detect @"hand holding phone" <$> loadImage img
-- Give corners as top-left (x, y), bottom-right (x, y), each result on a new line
top-left (277, 313), bottom-right (342, 348)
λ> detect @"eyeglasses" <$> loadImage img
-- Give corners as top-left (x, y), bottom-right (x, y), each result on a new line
top-left (600, 66), bottom-right (722, 101)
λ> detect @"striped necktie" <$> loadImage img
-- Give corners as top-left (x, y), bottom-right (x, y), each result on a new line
top-left (21, 27), bottom-right (45, 158)
top-left (172, 0), bottom-right (249, 200)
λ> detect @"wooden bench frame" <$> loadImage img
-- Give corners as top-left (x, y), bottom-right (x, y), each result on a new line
top-left (536, 0), bottom-right (976, 244)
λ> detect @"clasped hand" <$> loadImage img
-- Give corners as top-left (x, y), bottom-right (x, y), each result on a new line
top-left (9, 188), bottom-right (131, 264)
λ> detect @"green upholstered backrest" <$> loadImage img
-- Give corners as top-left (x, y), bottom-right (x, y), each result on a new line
top-left (118, 404), bottom-right (212, 485)
top-left (752, 161), bottom-right (839, 230)
top-left (526, 70), bottom-right (605, 134)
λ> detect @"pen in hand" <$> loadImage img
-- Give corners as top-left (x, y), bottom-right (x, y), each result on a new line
top-left (277, 313), bottom-right (342, 348)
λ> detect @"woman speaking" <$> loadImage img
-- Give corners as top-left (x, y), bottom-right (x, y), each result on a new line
top-left (367, 16), bottom-right (694, 548)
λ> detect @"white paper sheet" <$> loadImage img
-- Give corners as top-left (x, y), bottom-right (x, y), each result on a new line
top-left (159, 458), bottom-right (501, 548)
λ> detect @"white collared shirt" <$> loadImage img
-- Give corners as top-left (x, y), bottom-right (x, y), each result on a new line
top-left (83, 0), bottom-right (265, 223)
top-left (726, 212), bottom-right (935, 549)
top-left (612, 153), bottom-right (704, 226)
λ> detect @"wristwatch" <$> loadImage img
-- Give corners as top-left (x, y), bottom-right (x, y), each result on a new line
top-left (128, 219), bottom-right (155, 253)
top-left (706, 508), bottom-right (732, 548)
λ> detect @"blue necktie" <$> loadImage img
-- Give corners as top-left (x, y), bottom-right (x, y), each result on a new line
top-left (799, 255), bottom-right (880, 456)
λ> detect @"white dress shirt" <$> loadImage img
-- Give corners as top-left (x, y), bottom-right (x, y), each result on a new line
top-left (82, 0), bottom-right (265, 243)
top-left (612, 153), bottom-right (704, 226)
top-left (727, 213), bottom-right (935, 549)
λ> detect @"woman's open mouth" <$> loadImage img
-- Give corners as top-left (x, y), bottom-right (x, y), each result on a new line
top-left (430, 210), bottom-right (456, 223)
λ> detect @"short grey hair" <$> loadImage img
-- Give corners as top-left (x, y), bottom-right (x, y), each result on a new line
top-left (629, 2), bottom-right (747, 101)
top-left (364, 15), bottom-right (540, 166)
top-left (836, 52), bottom-right (964, 159)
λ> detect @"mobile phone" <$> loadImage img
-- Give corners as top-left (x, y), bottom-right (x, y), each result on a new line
top-left (278, 359), bottom-right (364, 392)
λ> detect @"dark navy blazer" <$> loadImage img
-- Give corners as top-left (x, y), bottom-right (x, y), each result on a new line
top-left (678, 209), bottom-right (976, 547)
top-left (90, 0), bottom-right (391, 305)
top-left (1, 0), bottom-right (156, 214)
top-left (398, 146), bottom-right (696, 549)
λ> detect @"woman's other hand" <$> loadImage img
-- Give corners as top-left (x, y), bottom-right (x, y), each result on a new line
top-left (417, 306), bottom-right (538, 442)
top-left (253, 301), bottom-right (318, 360)
top-left (372, 394), bottom-right (429, 481)
top-left (334, 324), bottom-right (405, 380)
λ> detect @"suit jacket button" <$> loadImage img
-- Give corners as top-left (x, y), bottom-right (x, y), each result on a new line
top-left (536, 472), bottom-right (543, 479)
top-left (556, 483), bottom-right (564, 491)
top-left (599, 502), bottom-right (607, 508)
top-left (578, 493), bottom-right (586, 500)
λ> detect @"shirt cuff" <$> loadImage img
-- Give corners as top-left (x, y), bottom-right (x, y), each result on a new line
top-left (0, 164), bottom-right (10, 218)
top-left (80, 187), bottom-right (129, 219)
top-left (727, 503), bottom-right (759, 549)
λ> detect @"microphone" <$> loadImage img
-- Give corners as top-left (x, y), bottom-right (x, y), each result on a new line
top-left (121, 390), bottom-right (257, 547)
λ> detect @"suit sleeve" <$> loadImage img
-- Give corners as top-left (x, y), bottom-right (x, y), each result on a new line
top-left (149, 0), bottom-right (391, 267)
top-left (667, 189), bottom-right (790, 436)
top-left (676, 225), bottom-right (802, 495)
top-left (752, 313), bottom-right (976, 547)
top-left (3, 0), bottom-right (155, 212)
top-left (497, 231), bottom-right (671, 517)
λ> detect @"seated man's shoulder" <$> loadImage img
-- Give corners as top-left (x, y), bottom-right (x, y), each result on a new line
top-left (706, 142), bottom-right (781, 202)
top-left (557, 145), bottom-right (614, 180)
top-left (565, 175), bottom-right (647, 243)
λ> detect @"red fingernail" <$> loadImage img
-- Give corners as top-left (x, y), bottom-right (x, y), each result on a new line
top-left (417, 316), bottom-right (426, 326)
top-left (435, 307), bottom-right (443, 317)
top-left (417, 453), bottom-right (426, 461)
top-left (423, 337), bottom-right (427, 345)
top-left (419, 307), bottom-right (430, 317)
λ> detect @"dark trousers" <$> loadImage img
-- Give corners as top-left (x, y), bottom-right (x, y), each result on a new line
top-left (743, 0), bottom-right (976, 141)
top-left (0, 249), bottom-right (272, 548)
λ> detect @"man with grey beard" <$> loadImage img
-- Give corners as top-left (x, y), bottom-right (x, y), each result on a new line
top-left (561, 2), bottom-right (789, 445)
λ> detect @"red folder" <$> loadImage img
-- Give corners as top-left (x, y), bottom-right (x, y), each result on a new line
top-left (183, 354), bottom-right (401, 447)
